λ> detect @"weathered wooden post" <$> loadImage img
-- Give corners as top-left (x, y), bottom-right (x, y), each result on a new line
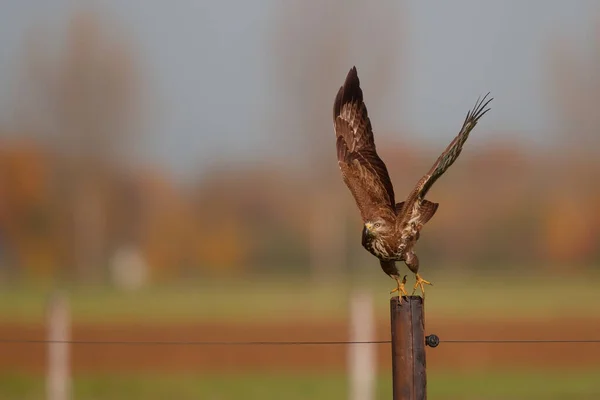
top-left (390, 296), bottom-right (432, 400)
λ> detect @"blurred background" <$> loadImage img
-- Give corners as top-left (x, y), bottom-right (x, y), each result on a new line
top-left (0, 1), bottom-right (599, 399)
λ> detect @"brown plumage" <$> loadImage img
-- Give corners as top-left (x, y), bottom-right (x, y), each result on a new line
top-left (333, 66), bottom-right (492, 297)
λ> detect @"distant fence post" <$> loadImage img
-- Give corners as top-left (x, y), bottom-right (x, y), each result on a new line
top-left (46, 292), bottom-right (71, 400)
top-left (348, 291), bottom-right (376, 400)
top-left (390, 296), bottom-right (426, 400)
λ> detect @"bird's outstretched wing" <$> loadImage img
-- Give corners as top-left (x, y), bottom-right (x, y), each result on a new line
top-left (413, 93), bottom-right (492, 201)
top-left (334, 66), bottom-right (396, 222)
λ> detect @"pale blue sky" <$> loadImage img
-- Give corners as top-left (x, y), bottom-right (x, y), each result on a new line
top-left (0, 0), bottom-right (597, 179)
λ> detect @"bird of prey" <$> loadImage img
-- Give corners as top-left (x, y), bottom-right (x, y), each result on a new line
top-left (333, 66), bottom-right (491, 297)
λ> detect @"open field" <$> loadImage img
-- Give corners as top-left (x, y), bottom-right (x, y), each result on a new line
top-left (2, 274), bottom-right (599, 399)
top-left (2, 370), bottom-right (600, 400)
top-left (1, 272), bottom-right (599, 323)
top-left (2, 317), bottom-right (600, 373)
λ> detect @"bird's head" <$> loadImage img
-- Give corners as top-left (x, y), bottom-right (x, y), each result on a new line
top-left (364, 219), bottom-right (390, 237)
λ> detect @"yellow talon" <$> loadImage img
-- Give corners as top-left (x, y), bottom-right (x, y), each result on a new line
top-left (390, 275), bottom-right (408, 298)
top-left (412, 273), bottom-right (432, 297)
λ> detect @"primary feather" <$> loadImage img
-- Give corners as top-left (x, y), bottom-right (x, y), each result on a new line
top-left (333, 67), bottom-right (396, 223)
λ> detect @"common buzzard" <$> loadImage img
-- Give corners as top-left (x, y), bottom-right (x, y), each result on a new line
top-left (333, 66), bottom-right (491, 297)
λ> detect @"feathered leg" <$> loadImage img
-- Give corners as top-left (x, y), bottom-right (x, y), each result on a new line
top-left (405, 251), bottom-right (432, 297)
top-left (380, 260), bottom-right (408, 298)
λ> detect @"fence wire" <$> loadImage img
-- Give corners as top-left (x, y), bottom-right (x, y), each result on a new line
top-left (2, 339), bottom-right (600, 346)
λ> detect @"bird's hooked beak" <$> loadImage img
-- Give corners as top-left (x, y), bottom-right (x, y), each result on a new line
top-left (364, 222), bottom-right (374, 233)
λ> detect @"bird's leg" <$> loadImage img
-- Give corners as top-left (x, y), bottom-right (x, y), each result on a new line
top-left (405, 251), bottom-right (432, 297)
top-left (412, 273), bottom-right (432, 297)
top-left (390, 275), bottom-right (408, 298)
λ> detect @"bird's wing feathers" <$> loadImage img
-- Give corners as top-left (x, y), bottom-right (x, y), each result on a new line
top-left (415, 200), bottom-right (439, 227)
top-left (396, 200), bottom-right (438, 227)
top-left (394, 201), bottom-right (405, 214)
top-left (415, 93), bottom-right (492, 200)
top-left (334, 67), bottom-right (396, 222)
top-left (396, 94), bottom-right (490, 230)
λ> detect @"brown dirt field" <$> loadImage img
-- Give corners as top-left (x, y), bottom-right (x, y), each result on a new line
top-left (2, 317), bottom-right (599, 373)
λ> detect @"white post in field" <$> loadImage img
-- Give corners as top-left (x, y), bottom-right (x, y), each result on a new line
top-left (46, 292), bottom-right (71, 400)
top-left (348, 291), bottom-right (376, 400)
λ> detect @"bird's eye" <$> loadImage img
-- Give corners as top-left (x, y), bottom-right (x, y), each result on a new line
top-left (374, 222), bottom-right (381, 228)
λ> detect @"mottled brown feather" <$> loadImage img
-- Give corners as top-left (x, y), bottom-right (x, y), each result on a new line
top-left (416, 93), bottom-right (492, 199)
top-left (416, 200), bottom-right (439, 226)
top-left (333, 66), bottom-right (396, 222)
top-left (397, 93), bottom-right (491, 229)
top-left (394, 201), bottom-right (405, 214)
top-left (395, 200), bottom-right (438, 227)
